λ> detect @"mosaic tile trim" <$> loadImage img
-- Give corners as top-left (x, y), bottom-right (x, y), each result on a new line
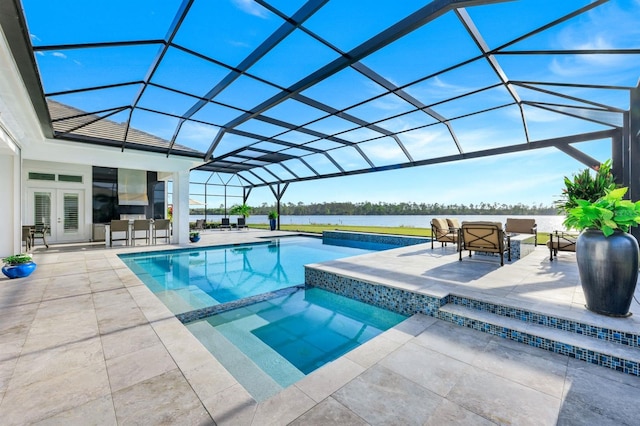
top-left (438, 311), bottom-right (640, 377)
top-left (509, 237), bottom-right (536, 260)
top-left (448, 295), bottom-right (640, 349)
top-left (305, 265), bottom-right (640, 377)
top-left (305, 267), bottom-right (446, 316)
top-left (323, 230), bottom-right (430, 247)
top-left (177, 285), bottom-right (305, 324)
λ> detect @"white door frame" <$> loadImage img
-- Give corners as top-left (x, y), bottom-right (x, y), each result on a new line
top-left (27, 187), bottom-right (86, 243)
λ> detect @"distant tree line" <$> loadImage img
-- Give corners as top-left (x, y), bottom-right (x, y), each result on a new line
top-left (191, 201), bottom-right (558, 216)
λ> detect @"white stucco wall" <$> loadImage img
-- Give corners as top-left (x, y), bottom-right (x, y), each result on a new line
top-left (0, 124), bottom-right (21, 257)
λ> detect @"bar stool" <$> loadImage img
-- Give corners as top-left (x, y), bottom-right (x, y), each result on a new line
top-left (153, 219), bottom-right (171, 244)
top-left (132, 219), bottom-right (151, 245)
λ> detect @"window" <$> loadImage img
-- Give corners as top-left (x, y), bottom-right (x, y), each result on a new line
top-left (59, 174), bottom-right (83, 183)
top-left (29, 172), bottom-right (55, 181)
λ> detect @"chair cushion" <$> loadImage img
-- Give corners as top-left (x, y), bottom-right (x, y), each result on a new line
top-left (432, 218), bottom-right (448, 230)
top-left (460, 222), bottom-right (504, 251)
top-left (505, 218), bottom-right (536, 234)
top-left (446, 218), bottom-right (460, 230)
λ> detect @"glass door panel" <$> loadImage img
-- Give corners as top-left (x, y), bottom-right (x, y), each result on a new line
top-left (56, 190), bottom-right (84, 242)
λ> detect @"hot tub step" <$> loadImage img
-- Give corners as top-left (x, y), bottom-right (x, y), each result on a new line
top-left (439, 304), bottom-right (640, 376)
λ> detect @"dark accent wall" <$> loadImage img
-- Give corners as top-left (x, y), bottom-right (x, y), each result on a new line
top-left (92, 167), bottom-right (165, 223)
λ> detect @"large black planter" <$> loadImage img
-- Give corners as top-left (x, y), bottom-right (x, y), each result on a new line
top-left (576, 229), bottom-right (639, 317)
top-left (269, 219), bottom-right (276, 231)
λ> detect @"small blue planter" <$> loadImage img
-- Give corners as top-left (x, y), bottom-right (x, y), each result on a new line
top-left (2, 261), bottom-right (37, 279)
top-left (189, 235), bottom-right (201, 243)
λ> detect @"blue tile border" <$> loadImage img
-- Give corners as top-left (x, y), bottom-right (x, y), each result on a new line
top-left (305, 268), bottom-right (445, 316)
top-left (305, 265), bottom-right (640, 377)
top-left (322, 230), bottom-right (430, 247)
top-left (437, 311), bottom-right (640, 376)
top-left (448, 295), bottom-right (640, 349)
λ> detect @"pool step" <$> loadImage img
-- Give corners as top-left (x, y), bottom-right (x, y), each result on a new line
top-left (177, 285), bottom-right (304, 324)
top-left (438, 304), bottom-right (640, 376)
top-left (446, 295), bottom-right (640, 350)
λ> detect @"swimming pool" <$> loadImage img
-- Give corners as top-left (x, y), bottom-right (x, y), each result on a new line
top-left (120, 235), bottom-right (407, 401)
top-left (119, 235), bottom-right (390, 315)
top-left (186, 287), bottom-right (407, 401)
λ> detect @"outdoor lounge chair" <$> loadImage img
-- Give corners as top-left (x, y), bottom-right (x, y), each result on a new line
top-left (459, 221), bottom-right (511, 266)
top-left (546, 231), bottom-right (577, 261)
top-left (220, 217), bottom-right (231, 230)
top-left (194, 219), bottom-right (205, 232)
top-left (505, 218), bottom-right (538, 246)
top-left (236, 217), bottom-right (248, 230)
top-left (446, 218), bottom-right (460, 232)
top-left (431, 218), bottom-right (458, 249)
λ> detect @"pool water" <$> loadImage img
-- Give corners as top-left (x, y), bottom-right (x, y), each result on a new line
top-left (119, 236), bottom-right (386, 315)
top-left (120, 235), bottom-right (407, 402)
top-left (186, 287), bottom-right (407, 402)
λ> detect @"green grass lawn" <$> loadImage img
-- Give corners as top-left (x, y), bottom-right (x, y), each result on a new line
top-left (248, 223), bottom-right (550, 244)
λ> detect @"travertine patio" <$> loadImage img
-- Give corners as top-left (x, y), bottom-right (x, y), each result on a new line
top-left (1, 229), bottom-right (639, 425)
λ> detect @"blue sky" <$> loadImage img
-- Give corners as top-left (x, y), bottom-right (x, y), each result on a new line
top-left (23, 0), bottom-right (640, 208)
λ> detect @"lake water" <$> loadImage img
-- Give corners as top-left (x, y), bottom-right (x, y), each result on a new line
top-left (190, 214), bottom-right (566, 232)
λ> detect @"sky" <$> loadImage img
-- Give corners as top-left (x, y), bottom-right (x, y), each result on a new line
top-left (200, 141), bottom-right (610, 208)
top-left (22, 0), bottom-right (640, 209)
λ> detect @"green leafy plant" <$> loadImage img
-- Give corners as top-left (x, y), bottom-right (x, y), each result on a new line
top-left (564, 187), bottom-right (640, 236)
top-left (230, 203), bottom-right (252, 218)
top-left (268, 210), bottom-right (278, 220)
top-left (189, 231), bottom-right (200, 238)
top-left (3, 253), bottom-right (33, 265)
top-left (556, 159), bottom-right (617, 215)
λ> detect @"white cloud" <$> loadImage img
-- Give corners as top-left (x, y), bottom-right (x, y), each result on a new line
top-left (548, 2), bottom-right (640, 77)
top-left (232, 0), bottom-right (269, 18)
top-left (52, 52), bottom-right (67, 59)
top-left (358, 137), bottom-right (408, 162)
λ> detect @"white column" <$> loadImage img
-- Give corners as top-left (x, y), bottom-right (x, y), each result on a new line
top-left (172, 170), bottom-right (190, 244)
top-left (0, 143), bottom-right (20, 257)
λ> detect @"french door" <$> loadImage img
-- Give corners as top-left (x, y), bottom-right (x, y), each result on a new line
top-left (29, 188), bottom-right (85, 243)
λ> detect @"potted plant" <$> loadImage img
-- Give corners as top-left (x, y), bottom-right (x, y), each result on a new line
top-left (229, 203), bottom-right (252, 218)
top-left (2, 253), bottom-right (37, 279)
top-left (268, 210), bottom-right (278, 231)
top-left (556, 159), bottom-right (617, 215)
top-left (189, 231), bottom-right (200, 243)
top-left (564, 186), bottom-right (640, 316)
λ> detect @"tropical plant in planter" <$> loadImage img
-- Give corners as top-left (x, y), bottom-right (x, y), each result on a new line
top-left (189, 231), bottom-right (200, 243)
top-left (2, 253), bottom-right (37, 279)
top-left (268, 210), bottom-right (278, 231)
top-left (229, 203), bottom-right (252, 218)
top-left (564, 187), bottom-right (640, 316)
top-left (556, 159), bottom-right (617, 215)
